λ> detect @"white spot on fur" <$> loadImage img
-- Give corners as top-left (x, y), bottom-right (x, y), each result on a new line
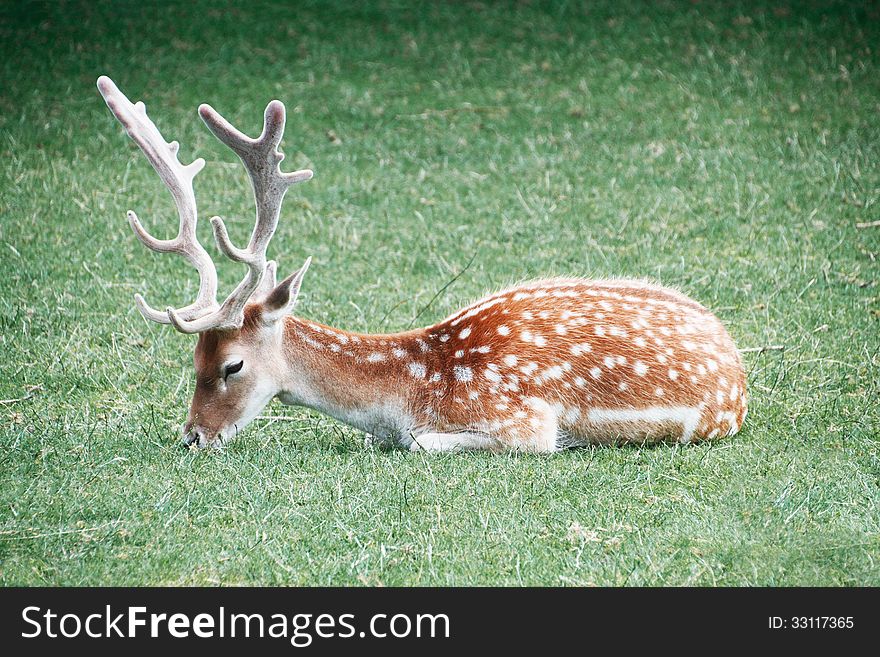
top-left (484, 368), bottom-right (502, 383)
top-left (634, 361), bottom-right (648, 376)
top-left (668, 369), bottom-right (679, 380)
top-left (408, 362), bottom-right (426, 379)
top-left (504, 354), bottom-right (518, 367)
top-left (497, 325), bottom-right (510, 336)
top-left (458, 327), bottom-right (471, 339)
top-left (453, 365), bottom-right (473, 382)
top-left (571, 342), bottom-right (592, 356)
top-left (535, 365), bottom-right (564, 384)
top-left (367, 352), bottom-right (386, 363)
top-left (590, 367), bottom-right (602, 379)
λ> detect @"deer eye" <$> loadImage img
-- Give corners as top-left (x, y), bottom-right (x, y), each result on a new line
top-left (224, 360), bottom-right (244, 380)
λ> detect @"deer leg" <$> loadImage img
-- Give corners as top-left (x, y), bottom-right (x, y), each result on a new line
top-left (408, 431), bottom-right (499, 452)
top-left (410, 397), bottom-right (561, 454)
top-left (500, 397), bottom-right (561, 453)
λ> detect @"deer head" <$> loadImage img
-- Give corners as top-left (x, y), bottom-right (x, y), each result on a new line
top-left (97, 76), bottom-right (313, 447)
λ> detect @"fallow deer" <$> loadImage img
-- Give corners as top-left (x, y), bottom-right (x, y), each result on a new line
top-left (97, 76), bottom-right (747, 452)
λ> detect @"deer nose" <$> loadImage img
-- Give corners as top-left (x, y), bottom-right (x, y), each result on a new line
top-left (183, 426), bottom-right (219, 448)
top-left (182, 425), bottom-right (224, 448)
top-left (182, 427), bottom-right (202, 447)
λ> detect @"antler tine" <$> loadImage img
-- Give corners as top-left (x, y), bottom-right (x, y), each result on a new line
top-left (163, 99), bottom-right (313, 332)
top-left (255, 260), bottom-right (279, 300)
top-left (97, 76), bottom-right (219, 326)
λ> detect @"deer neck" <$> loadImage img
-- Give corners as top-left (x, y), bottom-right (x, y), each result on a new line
top-left (277, 316), bottom-right (427, 439)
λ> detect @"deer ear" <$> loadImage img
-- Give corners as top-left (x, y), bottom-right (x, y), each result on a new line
top-left (262, 257), bottom-right (311, 323)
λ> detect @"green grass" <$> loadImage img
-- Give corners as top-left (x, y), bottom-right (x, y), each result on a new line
top-left (1, 0), bottom-right (878, 586)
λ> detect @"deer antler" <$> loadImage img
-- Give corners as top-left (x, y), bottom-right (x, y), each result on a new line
top-left (168, 100), bottom-right (313, 332)
top-left (97, 76), bottom-right (219, 325)
top-left (97, 77), bottom-right (313, 333)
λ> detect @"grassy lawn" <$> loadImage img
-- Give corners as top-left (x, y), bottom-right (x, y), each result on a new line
top-left (1, 0), bottom-right (878, 586)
